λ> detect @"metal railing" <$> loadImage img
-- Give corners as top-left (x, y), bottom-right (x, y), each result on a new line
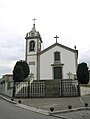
top-left (13, 79), bottom-right (80, 98)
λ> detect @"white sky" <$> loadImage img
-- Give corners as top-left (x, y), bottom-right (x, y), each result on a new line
top-left (0, 0), bottom-right (90, 77)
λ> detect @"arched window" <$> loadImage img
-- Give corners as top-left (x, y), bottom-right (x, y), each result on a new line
top-left (29, 41), bottom-right (35, 51)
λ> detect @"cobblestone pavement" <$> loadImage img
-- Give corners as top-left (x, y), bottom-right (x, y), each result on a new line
top-left (14, 96), bottom-right (90, 111)
top-left (53, 110), bottom-right (90, 119)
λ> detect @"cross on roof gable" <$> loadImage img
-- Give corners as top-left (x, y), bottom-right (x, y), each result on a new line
top-left (54, 35), bottom-right (59, 43)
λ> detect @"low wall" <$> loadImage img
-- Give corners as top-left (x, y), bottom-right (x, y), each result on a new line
top-left (80, 86), bottom-right (90, 96)
top-left (0, 81), bottom-right (13, 97)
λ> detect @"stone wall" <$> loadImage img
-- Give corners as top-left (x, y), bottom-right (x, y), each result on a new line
top-left (80, 86), bottom-right (90, 96)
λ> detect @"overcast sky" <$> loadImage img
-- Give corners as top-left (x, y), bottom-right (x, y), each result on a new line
top-left (0, 0), bottom-right (90, 78)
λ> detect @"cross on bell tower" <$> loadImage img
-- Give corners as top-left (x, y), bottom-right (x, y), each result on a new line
top-left (54, 35), bottom-right (59, 43)
top-left (33, 18), bottom-right (36, 25)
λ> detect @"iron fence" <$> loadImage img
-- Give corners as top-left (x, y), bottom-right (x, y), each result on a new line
top-left (15, 81), bottom-right (45, 98)
top-left (59, 79), bottom-right (80, 97)
top-left (13, 79), bottom-right (80, 98)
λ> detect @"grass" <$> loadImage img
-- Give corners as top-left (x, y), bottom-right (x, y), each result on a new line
top-left (80, 84), bottom-right (90, 87)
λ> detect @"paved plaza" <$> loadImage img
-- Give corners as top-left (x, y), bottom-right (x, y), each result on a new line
top-left (17, 96), bottom-right (90, 119)
top-left (52, 110), bottom-right (90, 119)
top-left (14, 96), bottom-right (90, 111)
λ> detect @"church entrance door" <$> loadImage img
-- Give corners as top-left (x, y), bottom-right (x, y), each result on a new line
top-left (54, 67), bottom-right (62, 79)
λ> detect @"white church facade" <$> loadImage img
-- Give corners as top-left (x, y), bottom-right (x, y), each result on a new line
top-left (0, 21), bottom-right (80, 98)
top-left (25, 22), bottom-right (78, 81)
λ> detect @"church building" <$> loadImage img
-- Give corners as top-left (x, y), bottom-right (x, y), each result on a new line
top-left (25, 22), bottom-right (78, 81)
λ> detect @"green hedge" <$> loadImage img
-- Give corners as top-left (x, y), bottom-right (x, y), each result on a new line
top-left (80, 84), bottom-right (90, 87)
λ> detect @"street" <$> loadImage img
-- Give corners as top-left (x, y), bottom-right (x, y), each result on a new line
top-left (0, 98), bottom-right (58, 119)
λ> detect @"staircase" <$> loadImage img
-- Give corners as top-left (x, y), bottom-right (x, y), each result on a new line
top-left (15, 76), bottom-right (34, 95)
top-left (45, 80), bottom-right (60, 97)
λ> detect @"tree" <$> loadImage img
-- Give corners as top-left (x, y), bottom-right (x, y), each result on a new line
top-left (77, 62), bottom-right (89, 84)
top-left (13, 65), bottom-right (24, 82)
top-left (13, 60), bottom-right (30, 82)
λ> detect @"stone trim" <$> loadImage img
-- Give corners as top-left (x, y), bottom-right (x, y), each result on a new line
top-left (29, 62), bottom-right (35, 65)
top-left (51, 63), bottom-right (64, 79)
top-left (27, 54), bottom-right (37, 56)
top-left (25, 36), bottom-right (42, 43)
top-left (39, 43), bottom-right (78, 55)
top-left (51, 63), bottom-right (64, 67)
top-left (25, 40), bottom-right (28, 61)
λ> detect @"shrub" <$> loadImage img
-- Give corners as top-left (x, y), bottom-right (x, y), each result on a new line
top-left (13, 60), bottom-right (30, 82)
top-left (77, 62), bottom-right (89, 84)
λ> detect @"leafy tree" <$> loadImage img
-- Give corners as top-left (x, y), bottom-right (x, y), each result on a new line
top-left (13, 65), bottom-right (24, 82)
top-left (77, 62), bottom-right (89, 84)
top-left (13, 60), bottom-right (30, 82)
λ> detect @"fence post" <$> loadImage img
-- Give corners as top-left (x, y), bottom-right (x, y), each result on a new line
top-left (45, 81), bottom-right (46, 97)
top-left (61, 79), bottom-right (63, 97)
top-left (12, 81), bottom-right (15, 97)
top-left (28, 80), bottom-right (30, 98)
top-left (77, 81), bottom-right (80, 96)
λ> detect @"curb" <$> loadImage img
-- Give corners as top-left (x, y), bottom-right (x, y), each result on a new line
top-left (50, 107), bottom-right (90, 119)
top-left (0, 95), bottom-right (18, 104)
top-left (16, 103), bottom-right (50, 115)
top-left (0, 95), bottom-right (49, 115)
top-left (49, 107), bottom-right (90, 115)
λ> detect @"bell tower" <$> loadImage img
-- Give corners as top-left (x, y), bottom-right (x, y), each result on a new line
top-left (25, 19), bottom-right (42, 80)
